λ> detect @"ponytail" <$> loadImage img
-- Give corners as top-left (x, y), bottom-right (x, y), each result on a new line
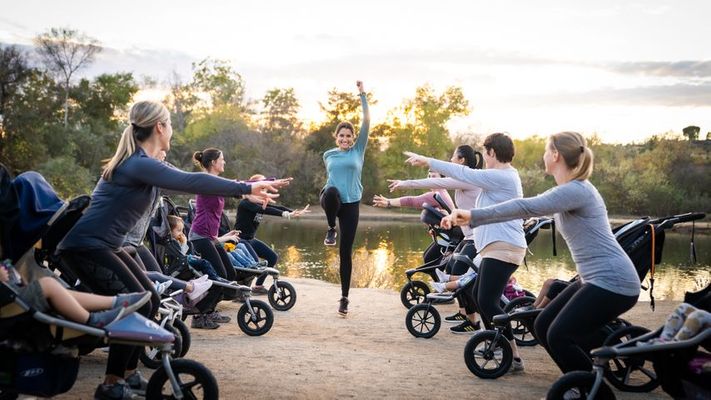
top-left (102, 101), bottom-right (169, 181)
top-left (550, 131), bottom-right (594, 181)
top-left (192, 148), bottom-right (222, 171)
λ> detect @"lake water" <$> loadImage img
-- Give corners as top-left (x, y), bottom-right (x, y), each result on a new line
top-left (256, 219), bottom-right (711, 301)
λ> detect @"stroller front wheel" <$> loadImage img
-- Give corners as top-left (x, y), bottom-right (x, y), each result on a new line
top-left (400, 280), bottom-right (430, 309)
top-left (172, 319), bottom-right (191, 358)
top-left (268, 281), bottom-right (297, 311)
top-left (405, 303), bottom-right (441, 338)
top-left (547, 371), bottom-right (615, 400)
top-left (237, 300), bottom-right (274, 336)
top-left (602, 325), bottom-right (658, 393)
top-left (463, 330), bottom-right (512, 379)
top-left (503, 296), bottom-right (538, 347)
top-left (141, 324), bottom-right (183, 369)
top-left (146, 358), bottom-right (219, 400)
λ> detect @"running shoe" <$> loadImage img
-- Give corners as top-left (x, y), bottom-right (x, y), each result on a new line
top-left (324, 228), bottom-right (337, 246)
top-left (449, 320), bottom-right (481, 334)
top-left (125, 370), bottom-right (148, 395)
top-left (435, 268), bottom-right (450, 282)
top-left (431, 281), bottom-right (447, 293)
top-left (509, 358), bottom-right (525, 374)
top-left (338, 296), bottom-right (349, 315)
top-left (94, 381), bottom-right (136, 400)
top-left (191, 314), bottom-right (219, 329)
top-left (251, 285), bottom-right (268, 295)
top-left (444, 312), bottom-right (467, 323)
top-left (209, 311), bottom-right (231, 323)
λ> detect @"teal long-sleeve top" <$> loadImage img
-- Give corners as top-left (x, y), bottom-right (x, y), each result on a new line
top-left (322, 93), bottom-right (370, 203)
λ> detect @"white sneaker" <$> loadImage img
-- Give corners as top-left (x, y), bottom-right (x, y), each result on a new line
top-left (435, 268), bottom-right (450, 282)
top-left (431, 281), bottom-right (446, 293)
top-left (188, 278), bottom-right (213, 302)
top-left (154, 280), bottom-right (173, 295)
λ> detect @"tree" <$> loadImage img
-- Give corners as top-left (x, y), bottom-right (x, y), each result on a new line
top-left (0, 45), bottom-right (32, 163)
top-left (682, 125), bottom-right (700, 141)
top-left (261, 88), bottom-right (301, 138)
top-left (165, 72), bottom-right (199, 133)
top-left (191, 58), bottom-right (248, 111)
top-left (34, 27), bottom-right (101, 128)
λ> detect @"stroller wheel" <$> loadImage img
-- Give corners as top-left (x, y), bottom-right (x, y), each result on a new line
top-left (141, 324), bottom-right (183, 369)
top-left (400, 281), bottom-right (430, 309)
top-left (268, 281), bottom-right (297, 311)
top-left (503, 296), bottom-right (538, 347)
top-left (547, 371), bottom-right (615, 400)
top-left (237, 300), bottom-right (274, 336)
top-left (146, 358), bottom-right (219, 400)
top-left (405, 303), bottom-right (441, 338)
top-left (602, 325), bottom-right (658, 393)
top-left (173, 319), bottom-right (192, 358)
top-left (463, 330), bottom-right (512, 379)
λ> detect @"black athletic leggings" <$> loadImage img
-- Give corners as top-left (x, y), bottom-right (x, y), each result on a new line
top-left (60, 248), bottom-right (159, 378)
top-left (190, 238), bottom-right (235, 281)
top-left (534, 280), bottom-right (638, 373)
top-left (320, 187), bottom-right (360, 298)
top-left (471, 257), bottom-right (518, 340)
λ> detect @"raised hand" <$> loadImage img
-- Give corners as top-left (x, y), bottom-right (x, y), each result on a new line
top-left (440, 209), bottom-right (471, 229)
top-left (403, 151), bottom-right (430, 168)
top-left (387, 179), bottom-right (404, 192)
top-left (291, 204), bottom-right (311, 218)
top-left (372, 194), bottom-right (390, 208)
top-left (357, 80), bottom-right (364, 93)
top-left (250, 181), bottom-right (280, 207)
top-left (271, 177), bottom-right (293, 189)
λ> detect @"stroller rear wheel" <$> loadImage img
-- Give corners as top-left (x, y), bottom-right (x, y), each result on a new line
top-left (463, 330), bottom-right (512, 379)
top-left (400, 281), bottom-right (430, 309)
top-left (173, 319), bottom-right (191, 358)
top-left (268, 281), bottom-right (297, 311)
top-left (141, 323), bottom-right (183, 369)
top-left (547, 371), bottom-right (615, 400)
top-left (602, 325), bottom-right (658, 393)
top-left (503, 296), bottom-right (538, 347)
top-left (405, 303), bottom-right (441, 338)
top-left (146, 358), bottom-right (219, 400)
top-left (237, 300), bottom-right (274, 336)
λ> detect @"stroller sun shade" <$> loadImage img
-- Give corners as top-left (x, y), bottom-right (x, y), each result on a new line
top-left (1, 170), bottom-right (65, 262)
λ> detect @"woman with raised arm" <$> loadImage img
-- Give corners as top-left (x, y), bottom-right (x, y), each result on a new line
top-left (57, 100), bottom-right (283, 400)
top-left (320, 80), bottom-right (369, 316)
top-left (404, 134), bottom-right (527, 372)
top-left (440, 131), bottom-right (640, 377)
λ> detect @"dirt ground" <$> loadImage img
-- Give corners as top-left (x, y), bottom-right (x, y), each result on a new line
top-left (54, 277), bottom-right (680, 400)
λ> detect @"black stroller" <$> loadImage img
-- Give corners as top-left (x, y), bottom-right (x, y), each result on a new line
top-left (0, 167), bottom-right (218, 399)
top-left (148, 196), bottom-right (276, 336)
top-left (544, 215), bottom-right (709, 400)
top-left (463, 212), bottom-right (706, 388)
top-left (404, 203), bottom-right (553, 339)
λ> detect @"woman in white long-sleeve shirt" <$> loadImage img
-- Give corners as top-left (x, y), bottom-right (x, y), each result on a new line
top-left (440, 131), bottom-right (640, 377)
top-left (390, 145), bottom-right (484, 332)
top-left (404, 133), bottom-right (527, 372)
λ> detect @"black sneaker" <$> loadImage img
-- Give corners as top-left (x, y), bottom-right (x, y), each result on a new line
top-left (449, 320), bottom-right (481, 334)
top-left (191, 314), bottom-right (219, 330)
top-left (324, 228), bottom-right (337, 246)
top-left (125, 371), bottom-right (147, 395)
top-left (94, 381), bottom-right (137, 400)
top-left (444, 312), bottom-right (467, 323)
top-left (338, 297), bottom-right (349, 315)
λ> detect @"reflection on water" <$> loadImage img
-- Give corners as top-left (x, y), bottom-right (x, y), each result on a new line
top-left (257, 219), bottom-right (711, 301)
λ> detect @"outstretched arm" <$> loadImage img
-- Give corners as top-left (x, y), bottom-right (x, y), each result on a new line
top-left (352, 80), bottom-right (370, 154)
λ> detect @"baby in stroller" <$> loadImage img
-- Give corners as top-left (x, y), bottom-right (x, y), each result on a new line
top-left (167, 215), bottom-right (225, 282)
top-left (0, 258), bottom-right (150, 329)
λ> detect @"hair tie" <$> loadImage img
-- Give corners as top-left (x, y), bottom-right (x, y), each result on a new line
top-left (131, 122), bottom-right (140, 129)
top-left (579, 146), bottom-right (585, 153)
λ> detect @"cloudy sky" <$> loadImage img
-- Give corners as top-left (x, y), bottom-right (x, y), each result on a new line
top-left (1, 0), bottom-right (710, 142)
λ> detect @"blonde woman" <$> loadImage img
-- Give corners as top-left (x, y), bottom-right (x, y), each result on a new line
top-left (58, 101), bottom-right (284, 400)
top-left (441, 132), bottom-right (640, 376)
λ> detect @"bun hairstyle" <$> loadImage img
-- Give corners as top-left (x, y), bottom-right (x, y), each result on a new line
top-left (102, 100), bottom-right (170, 181)
top-left (192, 148), bottom-right (222, 171)
top-left (455, 145), bottom-right (484, 169)
top-left (334, 121), bottom-right (356, 138)
top-left (483, 132), bottom-right (515, 163)
top-left (549, 131), bottom-right (594, 181)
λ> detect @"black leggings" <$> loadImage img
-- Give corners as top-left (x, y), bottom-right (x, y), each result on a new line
top-left (246, 238), bottom-right (277, 286)
top-left (60, 248), bottom-right (159, 378)
top-left (320, 187), bottom-right (359, 298)
top-left (422, 242), bottom-right (445, 264)
top-left (190, 238), bottom-right (235, 281)
top-left (471, 258), bottom-right (518, 340)
top-left (446, 240), bottom-right (476, 275)
top-left (534, 280), bottom-right (638, 373)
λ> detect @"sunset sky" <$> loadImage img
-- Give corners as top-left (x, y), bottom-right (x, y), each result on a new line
top-left (1, 0), bottom-right (710, 143)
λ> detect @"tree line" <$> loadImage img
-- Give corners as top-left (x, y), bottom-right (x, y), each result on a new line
top-left (0, 28), bottom-right (708, 217)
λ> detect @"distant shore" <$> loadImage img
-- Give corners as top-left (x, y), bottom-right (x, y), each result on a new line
top-left (228, 205), bottom-right (710, 233)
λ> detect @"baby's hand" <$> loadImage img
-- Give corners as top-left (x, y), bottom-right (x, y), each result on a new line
top-left (0, 266), bottom-right (9, 283)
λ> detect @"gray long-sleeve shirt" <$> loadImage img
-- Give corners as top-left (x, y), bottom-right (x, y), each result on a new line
top-left (429, 159), bottom-right (527, 251)
top-left (469, 179), bottom-right (640, 297)
top-left (59, 148), bottom-right (251, 251)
